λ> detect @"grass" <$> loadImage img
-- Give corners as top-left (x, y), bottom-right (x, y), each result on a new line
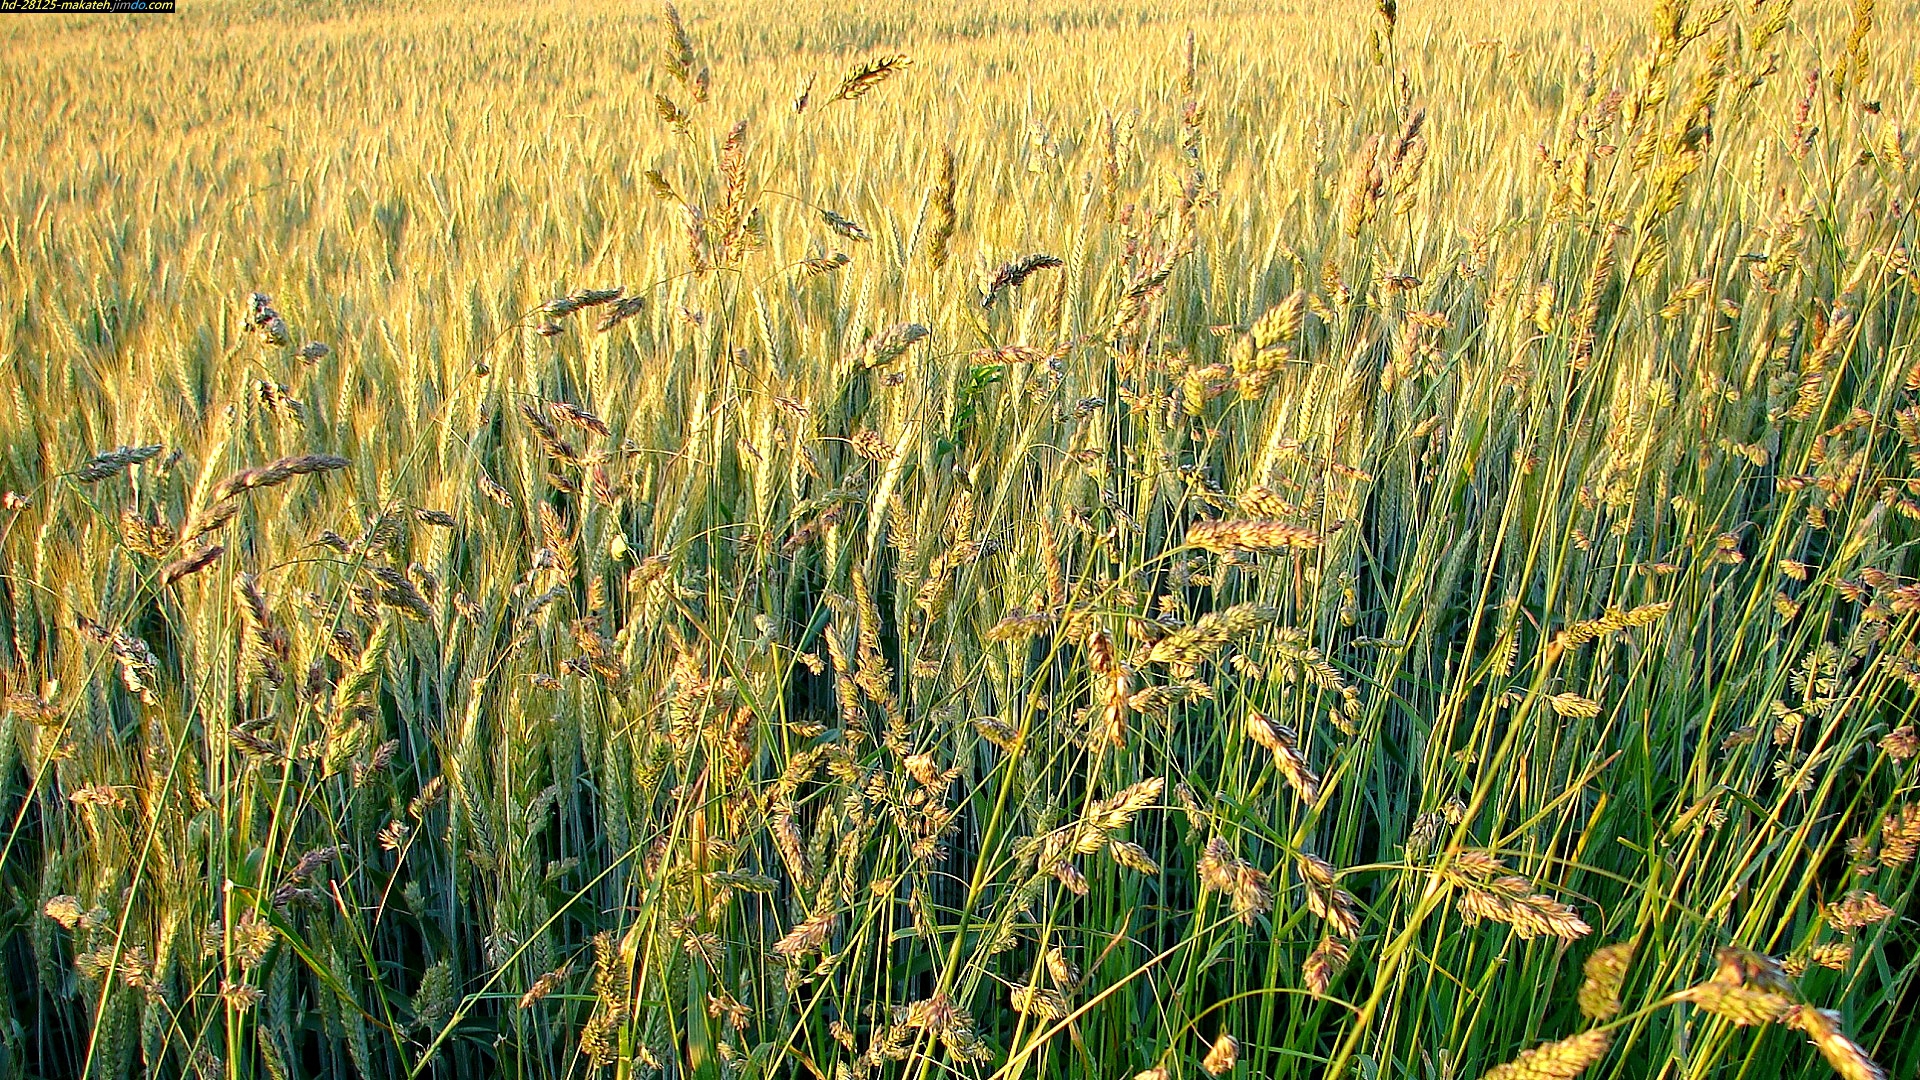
top-left (0, 0), bottom-right (1917, 1078)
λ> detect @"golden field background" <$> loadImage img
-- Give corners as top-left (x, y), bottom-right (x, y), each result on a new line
top-left (0, 1), bottom-right (1917, 1079)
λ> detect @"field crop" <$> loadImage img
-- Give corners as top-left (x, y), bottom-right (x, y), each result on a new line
top-left (0, 1), bottom-right (1917, 1078)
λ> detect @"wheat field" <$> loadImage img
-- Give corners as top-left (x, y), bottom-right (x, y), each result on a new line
top-left (0, 0), bottom-right (1916, 1078)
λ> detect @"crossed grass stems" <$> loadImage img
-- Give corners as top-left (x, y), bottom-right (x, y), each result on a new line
top-left (0, 1), bottom-right (1917, 1078)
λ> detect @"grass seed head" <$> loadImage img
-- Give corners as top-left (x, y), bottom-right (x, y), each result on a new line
top-left (981, 253), bottom-right (1064, 309)
top-left (1480, 1030), bottom-right (1611, 1080)
top-left (1578, 942), bottom-right (1635, 1019)
top-left (77, 444), bottom-right (164, 483)
top-left (1203, 1032), bottom-right (1238, 1075)
top-left (1186, 518), bottom-right (1323, 552)
top-left (833, 55), bottom-right (912, 102)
